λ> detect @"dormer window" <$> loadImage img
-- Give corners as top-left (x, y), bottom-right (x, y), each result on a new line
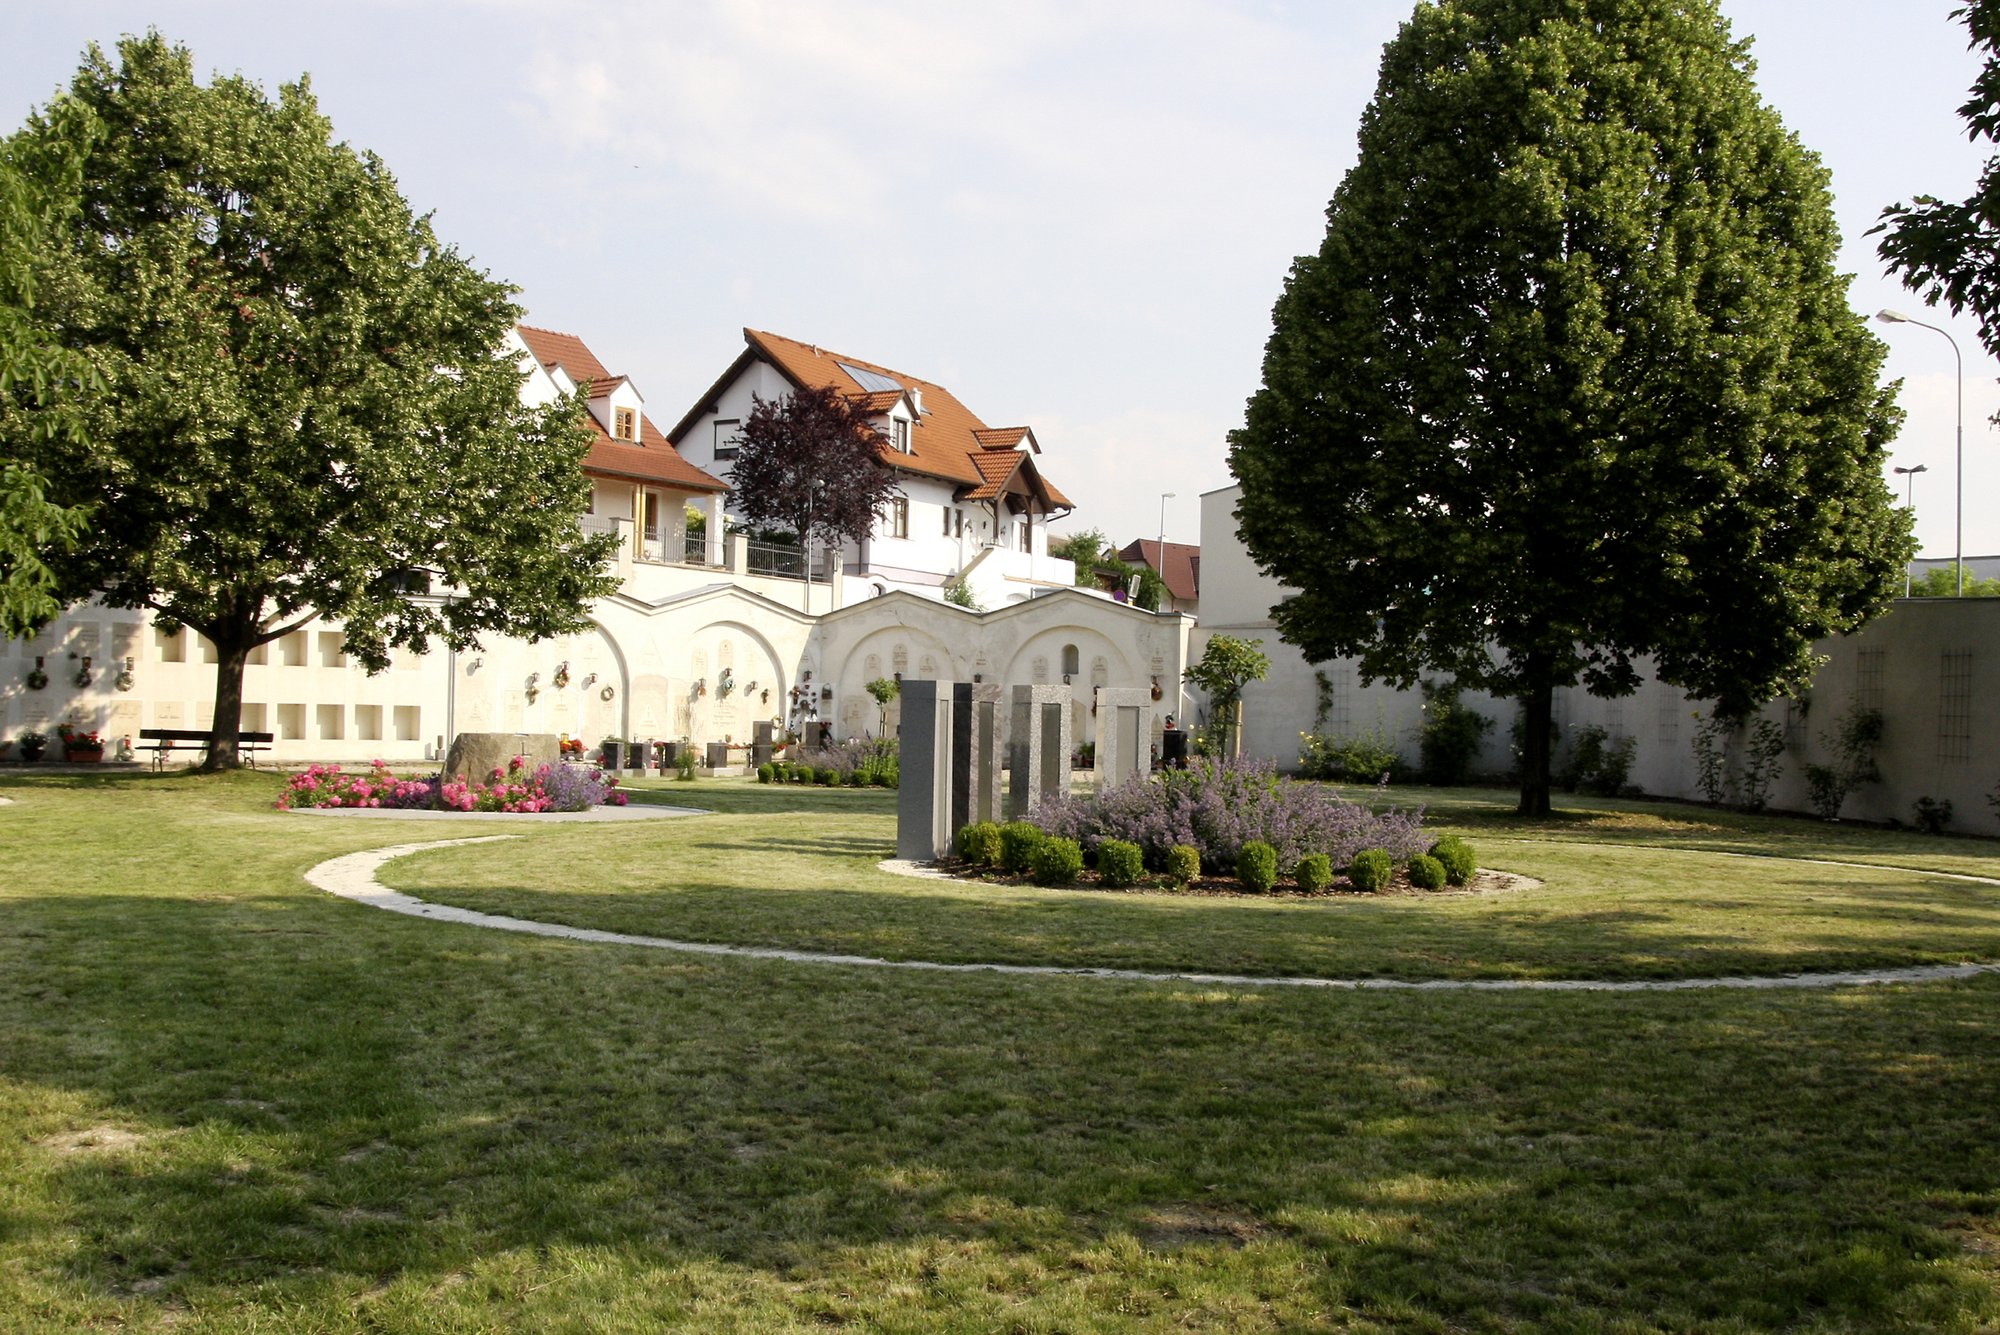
top-left (614, 407), bottom-right (637, 441)
top-left (892, 418), bottom-right (910, 453)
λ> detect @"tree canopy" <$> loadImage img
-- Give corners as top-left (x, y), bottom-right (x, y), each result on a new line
top-left (1877, 1), bottom-right (2000, 364)
top-left (2, 33), bottom-right (617, 767)
top-left (1228, 0), bottom-right (1910, 815)
top-left (725, 384), bottom-right (900, 551)
top-left (0, 106), bottom-right (93, 636)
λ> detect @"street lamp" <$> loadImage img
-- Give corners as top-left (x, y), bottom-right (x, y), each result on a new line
top-left (1877, 309), bottom-right (1964, 595)
top-left (1156, 492), bottom-right (1175, 598)
top-left (1892, 464), bottom-right (1929, 596)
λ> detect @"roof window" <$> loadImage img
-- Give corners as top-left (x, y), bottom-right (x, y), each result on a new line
top-left (838, 362), bottom-right (902, 394)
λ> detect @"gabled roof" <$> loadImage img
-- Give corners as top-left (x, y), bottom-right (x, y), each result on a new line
top-left (1118, 538), bottom-right (1200, 603)
top-left (518, 324), bottom-right (727, 495)
top-left (670, 329), bottom-right (1072, 510)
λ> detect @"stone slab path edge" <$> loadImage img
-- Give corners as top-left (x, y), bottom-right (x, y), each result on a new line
top-left (305, 837), bottom-right (2000, 994)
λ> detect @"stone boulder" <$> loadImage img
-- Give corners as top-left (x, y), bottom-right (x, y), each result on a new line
top-left (444, 732), bottom-right (562, 781)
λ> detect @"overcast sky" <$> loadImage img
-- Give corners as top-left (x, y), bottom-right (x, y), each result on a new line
top-left (4, 1), bottom-right (1994, 561)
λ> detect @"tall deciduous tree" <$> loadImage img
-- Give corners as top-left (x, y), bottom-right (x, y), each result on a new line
top-left (1229, 0), bottom-right (1909, 815)
top-left (1878, 2), bottom-right (2000, 362)
top-left (0, 107), bottom-right (93, 636)
top-left (3, 34), bottom-right (618, 768)
top-left (726, 384), bottom-right (900, 551)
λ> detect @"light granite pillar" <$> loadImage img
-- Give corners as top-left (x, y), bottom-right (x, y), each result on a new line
top-left (951, 682), bottom-right (1006, 838)
top-left (896, 679), bottom-right (954, 861)
top-left (1006, 683), bottom-right (1072, 820)
top-left (1093, 687), bottom-right (1154, 788)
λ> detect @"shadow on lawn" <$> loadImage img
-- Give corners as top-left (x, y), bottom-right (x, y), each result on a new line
top-left (10, 896), bottom-right (1998, 1329)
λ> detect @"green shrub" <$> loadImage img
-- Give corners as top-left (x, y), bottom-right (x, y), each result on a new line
top-left (1030, 837), bottom-right (1084, 887)
top-left (999, 822), bottom-right (1046, 874)
top-left (1236, 840), bottom-right (1278, 893)
top-left (1348, 848), bottom-right (1393, 893)
top-left (1295, 853), bottom-right (1334, 893)
top-left (1912, 796), bottom-right (1953, 835)
top-left (756, 763), bottom-right (774, 784)
top-left (845, 770), bottom-right (864, 787)
top-left (1407, 853), bottom-right (1447, 890)
top-left (1165, 844), bottom-right (1201, 886)
top-left (1418, 680), bottom-right (1494, 785)
top-left (816, 768), bottom-right (837, 787)
top-left (1428, 835), bottom-right (1475, 886)
top-left (957, 821), bottom-right (1003, 867)
top-left (1097, 839), bottom-right (1144, 888)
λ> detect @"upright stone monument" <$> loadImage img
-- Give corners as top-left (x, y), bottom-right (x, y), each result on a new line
top-left (950, 682), bottom-right (1006, 837)
top-left (896, 679), bottom-right (955, 860)
top-left (751, 719), bottom-right (775, 769)
top-left (1093, 687), bottom-right (1155, 787)
top-left (1006, 683), bottom-right (1072, 820)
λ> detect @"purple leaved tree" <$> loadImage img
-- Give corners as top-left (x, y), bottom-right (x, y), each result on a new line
top-left (726, 385), bottom-right (901, 550)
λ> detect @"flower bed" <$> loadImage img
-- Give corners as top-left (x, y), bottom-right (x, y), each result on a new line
top-left (1031, 755), bottom-right (1429, 873)
top-left (277, 757), bottom-right (629, 812)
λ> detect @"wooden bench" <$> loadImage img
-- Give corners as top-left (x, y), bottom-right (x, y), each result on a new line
top-left (138, 728), bottom-right (275, 769)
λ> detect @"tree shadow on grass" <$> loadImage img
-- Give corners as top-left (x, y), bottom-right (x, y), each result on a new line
top-left (8, 898), bottom-right (1997, 1330)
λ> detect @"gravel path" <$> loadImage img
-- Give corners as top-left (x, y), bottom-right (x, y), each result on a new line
top-left (305, 837), bottom-right (2000, 993)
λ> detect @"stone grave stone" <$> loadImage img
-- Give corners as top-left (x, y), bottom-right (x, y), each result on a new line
top-left (1093, 687), bottom-right (1154, 787)
top-left (896, 679), bottom-right (954, 860)
top-left (1006, 683), bottom-right (1072, 820)
top-left (950, 682), bottom-right (1006, 839)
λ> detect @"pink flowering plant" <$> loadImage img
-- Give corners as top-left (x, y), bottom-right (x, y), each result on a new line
top-left (277, 756), bottom-right (629, 812)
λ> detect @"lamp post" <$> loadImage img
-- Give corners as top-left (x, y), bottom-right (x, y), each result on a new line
top-left (1156, 492), bottom-right (1175, 605)
top-left (1877, 309), bottom-right (1964, 595)
top-left (1893, 463), bottom-right (1928, 596)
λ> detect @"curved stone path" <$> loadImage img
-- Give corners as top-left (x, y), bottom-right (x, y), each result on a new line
top-left (305, 836), bottom-right (2000, 993)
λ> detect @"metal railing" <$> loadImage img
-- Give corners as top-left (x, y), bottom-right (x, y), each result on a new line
top-left (745, 540), bottom-right (831, 582)
top-left (683, 535), bottom-right (709, 565)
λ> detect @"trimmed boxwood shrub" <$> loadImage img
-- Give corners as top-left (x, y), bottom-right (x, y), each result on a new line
top-left (756, 764), bottom-right (774, 784)
top-left (999, 821), bottom-right (1046, 874)
top-left (1429, 835), bottom-right (1475, 886)
top-left (1407, 853), bottom-right (1448, 890)
top-left (1295, 853), bottom-right (1334, 893)
top-left (1348, 848), bottom-right (1393, 893)
top-left (1165, 844), bottom-right (1201, 886)
top-left (816, 768), bottom-right (838, 787)
top-left (1030, 837), bottom-right (1084, 887)
top-left (1097, 838), bottom-right (1144, 888)
top-left (1236, 840), bottom-right (1278, 894)
top-left (958, 821), bottom-right (1003, 868)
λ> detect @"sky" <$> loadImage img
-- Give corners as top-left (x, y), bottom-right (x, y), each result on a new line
top-left (3, 1), bottom-right (1994, 561)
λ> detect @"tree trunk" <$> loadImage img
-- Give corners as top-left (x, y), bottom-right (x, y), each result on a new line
top-left (1517, 677), bottom-right (1554, 817)
top-left (200, 614), bottom-right (258, 772)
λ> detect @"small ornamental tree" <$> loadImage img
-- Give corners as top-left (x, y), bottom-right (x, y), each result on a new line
top-left (4, 35), bottom-right (618, 769)
top-left (1230, 0), bottom-right (1910, 815)
top-left (865, 676), bottom-right (899, 734)
top-left (1184, 635), bottom-right (1270, 757)
top-left (726, 383), bottom-right (901, 552)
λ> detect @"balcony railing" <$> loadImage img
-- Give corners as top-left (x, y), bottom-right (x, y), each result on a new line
top-left (746, 540), bottom-right (832, 583)
top-left (683, 534), bottom-right (709, 566)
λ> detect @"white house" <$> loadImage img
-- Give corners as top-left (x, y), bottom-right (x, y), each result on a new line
top-left (668, 329), bottom-right (1078, 608)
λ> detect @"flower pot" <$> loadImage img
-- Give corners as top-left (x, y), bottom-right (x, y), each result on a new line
top-left (18, 741), bottom-right (46, 762)
top-left (64, 746), bottom-right (105, 764)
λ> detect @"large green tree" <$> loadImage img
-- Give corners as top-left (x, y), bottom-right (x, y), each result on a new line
top-left (3, 34), bottom-right (617, 768)
top-left (1229, 0), bottom-right (1910, 815)
top-left (0, 105), bottom-right (93, 636)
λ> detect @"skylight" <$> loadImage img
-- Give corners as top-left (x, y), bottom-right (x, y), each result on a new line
top-left (838, 362), bottom-right (902, 395)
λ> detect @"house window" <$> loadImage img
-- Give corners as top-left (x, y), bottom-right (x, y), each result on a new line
top-left (890, 497), bottom-right (909, 539)
top-left (714, 419), bottom-right (741, 459)
top-left (893, 418), bottom-right (910, 453)
top-left (1019, 520), bottom-right (1032, 552)
top-left (942, 505), bottom-right (953, 537)
top-left (642, 490), bottom-right (663, 541)
top-left (614, 407), bottom-right (636, 441)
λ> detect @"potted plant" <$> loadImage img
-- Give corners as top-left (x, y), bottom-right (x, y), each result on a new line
top-left (17, 730), bottom-right (48, 762)
top-left (58, 721), bottom-right (105, 763)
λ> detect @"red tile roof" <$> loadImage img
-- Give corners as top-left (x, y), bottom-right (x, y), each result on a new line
top-left (1118, 539), bottom-right (1200, 603)
top-left (682, 330), bottom-right (1072, 510)
top-left (518, 324), bottom-right (727, 494)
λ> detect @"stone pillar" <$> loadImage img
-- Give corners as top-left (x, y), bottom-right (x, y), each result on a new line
top-left (896, 679), bottom-right (955, 861)
top-left (1006, 683), bottom-right (1072, 820)
top-left (1093, 687), bottom-right (1154, 787)
top-left (950, 682), bottom-right (1006, 839)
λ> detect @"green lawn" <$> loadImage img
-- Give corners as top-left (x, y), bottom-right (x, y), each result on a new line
top-left (1, 769), bottom-right (1996, 1332)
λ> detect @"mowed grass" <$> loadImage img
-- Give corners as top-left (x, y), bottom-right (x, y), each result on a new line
top-left (0, 769), bottom-right (1994, 1333)
top-left (385, 776), bottom-right (2000, 981)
